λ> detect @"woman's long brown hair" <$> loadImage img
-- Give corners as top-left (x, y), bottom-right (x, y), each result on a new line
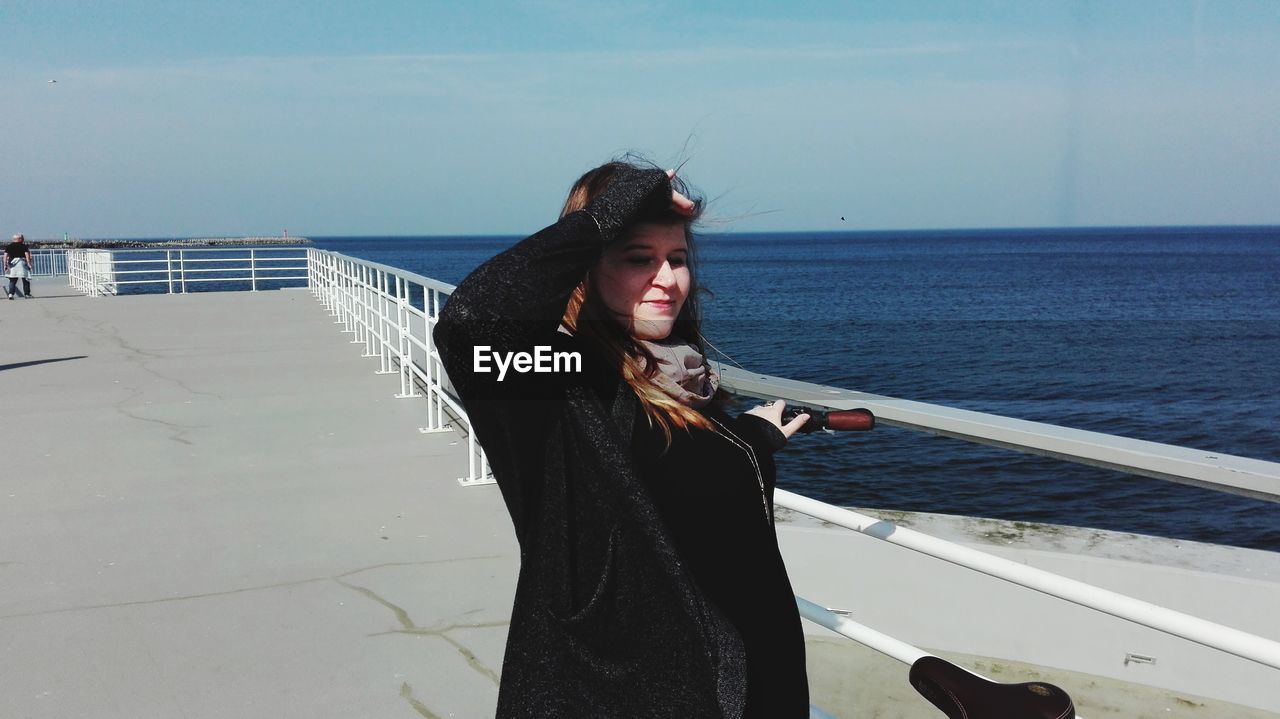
top-left (560, 160), bottom-right (721, 445)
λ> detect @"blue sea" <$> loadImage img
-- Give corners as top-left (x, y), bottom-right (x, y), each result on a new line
top-left (302, 227), bottom-right (1280, 553)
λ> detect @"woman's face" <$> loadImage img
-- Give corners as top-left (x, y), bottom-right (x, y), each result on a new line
top-left (592, 223), bottom-right (691, 340)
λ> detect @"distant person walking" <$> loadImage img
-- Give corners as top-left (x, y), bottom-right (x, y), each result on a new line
top-left (6, 234), bottom-right (34, 299)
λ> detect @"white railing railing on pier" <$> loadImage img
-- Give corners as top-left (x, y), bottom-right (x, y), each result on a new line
top-left (304, 249), bottom-right (1279, 712)
top-left (30, 249), bottom-right (68, 276)
top-left (782, 491), bottom-right (1280, 671)
top-left (307, 249), bottom-right (492, 486)
top-left (65, 247), bottom-right (309, 296)
top-left (67, 249), bottom-right (116, 296)
top-left (719, 368), bottom-right (1280, 504)
top-left (715, 367), bottom-right (1280, 688)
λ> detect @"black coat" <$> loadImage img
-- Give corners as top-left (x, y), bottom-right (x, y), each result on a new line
top-left (433, 168), bottom-right (806, 718)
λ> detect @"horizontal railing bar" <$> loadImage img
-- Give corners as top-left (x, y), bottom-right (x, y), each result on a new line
top-left (720, 368), bottom-right (1280, 503)
top-left (103, 259), bottom-right (309, 266)
top-left (796, 595), bottom-right (926, 666)
top-left (153, 268), bottom-right (273, 274)
top-left (776, 489), bottom-right (1280, 671)
top-left (88, 247), bottom-right (310, 255)
top-left (103, 262), bottom-right (308, 268)
top-left (108, 276), bottom-right (308, 286)
top-left (109, 258), bottom-right (245, 264)
top-left (153, 268), bottom-right (310, 273)
top-left (106, 268), bottom-right (303, 275)
top-left (322, 250), bottom-right (457, 295)
top-left (172, 276), bottom-right (308, 283)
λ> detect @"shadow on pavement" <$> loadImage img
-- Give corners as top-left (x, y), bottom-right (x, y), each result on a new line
top-left (0, 356), bottom-right (88, 372)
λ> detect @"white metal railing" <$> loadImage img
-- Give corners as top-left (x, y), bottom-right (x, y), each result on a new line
top-left (30, 249), bottom-right (68, 276)
top-left (305, 249), bottom-right (1280, 712)
top-left (716, 370), bottom-right (1280, 683)
top-left (718, 368), bottom-right (1280, 504)
top-left (66, 249), bottom-right (116, 296)
top-left (65, 247), bottom-right (309, 296)
top-left (781, 490), bottom-right (1280, 672)
top-left (307, 249), bottom-right (492, 486)
top-left (716, 370), bottom-right (1280, 711)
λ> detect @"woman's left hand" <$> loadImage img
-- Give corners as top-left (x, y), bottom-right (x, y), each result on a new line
top-left (746, 400), bottom-right (810, 439)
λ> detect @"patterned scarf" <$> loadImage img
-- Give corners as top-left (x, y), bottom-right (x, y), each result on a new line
top-left (637, 338), bottom-right (720, 409)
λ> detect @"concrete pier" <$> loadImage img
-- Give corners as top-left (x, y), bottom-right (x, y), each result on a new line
top-left (1, 287), bottom-right (516, 718)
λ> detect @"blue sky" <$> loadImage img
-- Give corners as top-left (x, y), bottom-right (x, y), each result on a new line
top-left (2, 1), bottom-right (1278, 237)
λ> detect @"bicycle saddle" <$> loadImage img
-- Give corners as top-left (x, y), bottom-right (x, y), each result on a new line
top-left (909, 655), bottom-right (1075, 719)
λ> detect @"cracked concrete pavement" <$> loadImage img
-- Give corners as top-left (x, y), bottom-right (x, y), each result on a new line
top-left (1, 287), bottom-right (517, 718)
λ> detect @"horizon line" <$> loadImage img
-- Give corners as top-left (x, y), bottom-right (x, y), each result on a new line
top-left (34, 223), bottom-right (1280, 243)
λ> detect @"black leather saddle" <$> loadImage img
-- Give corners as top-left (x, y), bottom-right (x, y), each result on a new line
top-left (909, 655), bottom-right (1076, 719)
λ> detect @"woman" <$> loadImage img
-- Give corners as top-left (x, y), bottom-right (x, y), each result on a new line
top-left (6, 233), bottom-right (33, 299)
top-left (434, 160), bottom-right (811, 717)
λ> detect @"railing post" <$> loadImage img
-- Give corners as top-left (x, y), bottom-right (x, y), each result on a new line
top-left (432, 287), bottom-right (445, 430)
top-left (250, 249), bottom-right (257, 292)
top-left (421, 287), bottom-right (450, 435)
top-left (166, 250), bottom-right (174, 294)
top-left (330, 253), bottom-right (339, 314)
top-left (396, 279), bottom-right (421, 399)
top-left (339, 257), bottom-right (350, 324)
top-left (376, 270), bottom-right (394, 374)
top-left (325, 253), bottom-right (338, 316)
top-left (350, 262), bottom-right (365, 344)
top-left (179, 250), bottom-right (187, 293)
top-left (365, 265), bottom-right (375, 354)
top-left (361, 264), bottom-right (376, 357)
top-left (423, 286), bottom-right (436, 428)
top-left (346, 259), bottom-right (355, 330)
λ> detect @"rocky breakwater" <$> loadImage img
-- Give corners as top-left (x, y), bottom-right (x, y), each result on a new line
top-left (41, 236), bottom-right (312, 249)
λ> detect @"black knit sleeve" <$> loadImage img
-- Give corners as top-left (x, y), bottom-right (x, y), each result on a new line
top-left (434, 167), bottom-right (671, 401)
top-left (733, 413), bottom-right (789, 456)
top-left (581, 167), bottom-right (675, 245)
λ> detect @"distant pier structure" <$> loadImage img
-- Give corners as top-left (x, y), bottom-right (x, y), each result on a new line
top-left (42, 235), bottom-right (312, 249)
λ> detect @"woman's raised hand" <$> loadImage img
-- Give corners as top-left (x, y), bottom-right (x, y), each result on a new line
top-left (666, 169), bottom-right (696, 216)
top-left (746, 400), bottom-right (811, 439)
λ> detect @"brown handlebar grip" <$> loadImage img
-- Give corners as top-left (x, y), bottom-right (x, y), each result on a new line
top-left (826, 409), bottom-right (875, 431)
